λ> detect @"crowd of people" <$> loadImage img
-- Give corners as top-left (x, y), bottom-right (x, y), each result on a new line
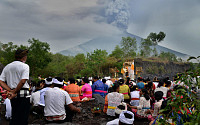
top-left (0, 49), bottom-right (199, 125)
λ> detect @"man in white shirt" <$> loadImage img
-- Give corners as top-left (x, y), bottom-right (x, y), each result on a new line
top-left (0, 49), bottom-right (30, 125)
top-left (44, 77), bottom-right (81, 123)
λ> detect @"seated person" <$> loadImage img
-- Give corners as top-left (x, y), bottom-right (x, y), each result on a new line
top-left (44, 77), bottom-right (81, 123)
top-left (128, 88), bottom-right (151, 118)
top-left (148, 91), bottom-right (163, 121)
top-left (80, 77), bottom-right (92, 100)
top-left (130, 85), bottom-right (140, 106)
top-left (103, 82), bottom-right (124, 116)
top-left (65, 77), bottom-right (81, 102)
top-left (106, 111), bottom-right (134, 125)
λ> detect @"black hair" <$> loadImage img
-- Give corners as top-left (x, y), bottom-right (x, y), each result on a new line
top-left (154, 91), bottom-right (163, 101)
top-left (119, 79), bottom-right (124, 85)
top-left (46, 77), bottom-right (52, 82)
top-left (112, 82), bottom-right (120, 92)
top-left (141, 88), bottom-right (150, 100)
top-left (102, 79), bottom-right (106, 83)
top-left (108, 87), bottom-right (114, 93)
top-left (54, 83), bottom-right (63, 88)
top-left (54, 77), bottom-right (64, 88)
top-left (115, 105), bottom-right (126, 118)
top-left (130, 85), bottom-right (137, 92)
top-left (82, 77), bottom-right (89, 83)
top-left (125, 77), bottom-right (130, 85)
top-left (15, 49), bottom-right (29, 60)
top-left (158, 80), bottom-right (164, 88)
top-left (119, 113), bottom-right (133, 125)
top-left (164, 80), bottom-right (171, 87)
top-left (94, 76), bottom-right (99, 80)
top-left (137, 77), bottom-right (143, 81)
top-left (148, 82), bottom-right (153, 88)
top-left (69, 77), bottom-right (75, 84)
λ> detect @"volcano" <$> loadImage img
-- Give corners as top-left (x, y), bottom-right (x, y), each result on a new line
top-left (59, 32), bottom-right (190, 59)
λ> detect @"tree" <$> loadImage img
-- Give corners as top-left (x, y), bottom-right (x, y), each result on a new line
top-left (120, 37), bottom-right (137, 58)
top-left (159, 51), bottom-right (178, 62)
top-left (109, 45), bottom-right (124, 59)
top-left (86, 49), bottom-right (108, 76)
top-left (140, 38), bottom-right (153, 57)
top-left (41, 53), bottom-right (71, 78)
top-left (27, 38), bottom-right (52, 77)
top-left (0, 42), bottom-right (18, 65)
top-left (147, 31), bottom-right (166, 56)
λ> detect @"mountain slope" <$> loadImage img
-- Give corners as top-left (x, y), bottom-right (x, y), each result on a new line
top-left (59, 32), bottom-right (189, 59)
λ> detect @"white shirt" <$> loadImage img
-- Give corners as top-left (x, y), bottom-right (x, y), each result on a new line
top-left (130, 91), bottom-right (140, 106)
top-left (4, 98), bottom-right (12, 119)
top-left (0, 61), bottom-right (29, 89)
top-left (130, 91), bottom-right (140, 99)
top-left (30, 91), bottom-right (40, 106)
top-left (44, 87), bottom-right (73, 116)
top-left (153, 82), bottom-right (159, 88)
top-left (155, 86), bottom-right (169, 98)
top-left (38, 87), bottom-right (52, 106)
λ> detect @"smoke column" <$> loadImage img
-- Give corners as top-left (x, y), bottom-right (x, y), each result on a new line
top-left (105, 0), bottom-right (130, 31)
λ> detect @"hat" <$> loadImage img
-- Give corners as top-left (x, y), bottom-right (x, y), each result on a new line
top-left (119, 111), bottom-right (134, 124)
top-left (53, 78), bottom-right (64, 85)
top-left (45, 77), bottom-right (53, 85)
top-left (115, 102), bottom-right (127, 115)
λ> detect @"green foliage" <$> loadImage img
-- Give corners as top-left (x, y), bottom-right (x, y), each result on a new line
top-left (41, 53), bottom-right (71, 78)
top-left (0, 42), bottom-right (18, 65)
top-left (140, 38), bottom-right (152, 57)
top-left (147, 31), bottom-right (166, 46)
top-left (26, 38), bottom-right (52, 77)
top-left (109, 45), bottom-right (124, 59)
top-left (86, 49), bottom-right (108, 77)
top-left (120, 37), bottom-right (137, 58)
top-left (159, 51), bottom-right (178, 62)
top-left (147, 31), bottom-right (166, 57)
top-left (158, 56), bottom-right (200, 125)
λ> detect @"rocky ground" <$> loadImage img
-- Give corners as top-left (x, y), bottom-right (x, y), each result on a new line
top-left (0, 99), bottom-right (149, 125)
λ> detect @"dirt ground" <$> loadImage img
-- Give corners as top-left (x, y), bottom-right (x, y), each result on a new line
top-left (0, 100), bottom-right (149, 125)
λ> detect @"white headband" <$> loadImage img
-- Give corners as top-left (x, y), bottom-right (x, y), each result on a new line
top-left (115, 102), bottom-right (127, 115)
top-left (45, 78), bottom-right (53, 85)
top-left (53, 78), bottom-right (64, 85)
top-left (119, 111), bottom-right (134, 124)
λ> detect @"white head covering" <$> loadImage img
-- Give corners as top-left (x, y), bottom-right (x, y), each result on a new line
top-left (119, 111), bottom-right (134, 124)
top-left (115, 102), bottom-right (127, 115)
top-left (53, 78), bottom-right (64, 85)
top-left (45, 78), bottom-right (53, 85)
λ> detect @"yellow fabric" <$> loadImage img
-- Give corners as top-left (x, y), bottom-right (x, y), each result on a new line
top-left (80, 85), bottom-right (83, 90)
top-left (108, 106), bottom-right (116, 109)
top-left (119, 84), bottom-right (130, 99)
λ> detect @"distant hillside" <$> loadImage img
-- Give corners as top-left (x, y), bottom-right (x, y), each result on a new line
top-left (59, 32), bottom-right (190, 59)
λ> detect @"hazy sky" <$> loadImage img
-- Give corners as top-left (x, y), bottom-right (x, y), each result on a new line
top-left (0, 0), bottom-right (200, 57)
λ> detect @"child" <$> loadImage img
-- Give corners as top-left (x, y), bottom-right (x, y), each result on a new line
top-left (130, 85), bottom-right (140, 106)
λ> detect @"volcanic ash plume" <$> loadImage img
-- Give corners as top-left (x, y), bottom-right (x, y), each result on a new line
top-left (105, 0), bottom-right (130, 31)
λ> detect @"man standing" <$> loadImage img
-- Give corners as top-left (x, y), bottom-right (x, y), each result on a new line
top-left (0, 49), bottom-right (30, 125)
